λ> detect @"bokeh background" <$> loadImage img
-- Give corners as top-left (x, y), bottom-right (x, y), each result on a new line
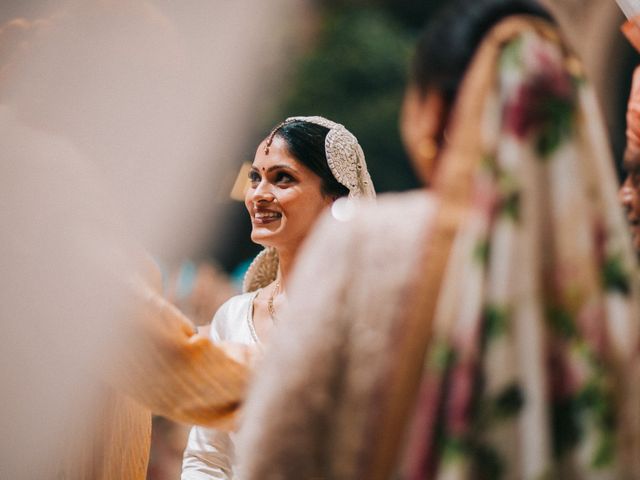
top-left (0, 1), bottom-right (638, 479)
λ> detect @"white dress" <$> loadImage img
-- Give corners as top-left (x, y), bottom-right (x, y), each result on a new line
top-left (182, 290), bottom-right (260, 480)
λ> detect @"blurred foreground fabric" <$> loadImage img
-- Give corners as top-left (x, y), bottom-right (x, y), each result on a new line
top-left (238, 17), bottom-right (640, 479)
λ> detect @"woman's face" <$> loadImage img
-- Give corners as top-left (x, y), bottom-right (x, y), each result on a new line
top-left (245, 135), bottom-right (333, 252)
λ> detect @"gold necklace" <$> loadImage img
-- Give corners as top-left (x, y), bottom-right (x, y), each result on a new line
top-left (267, 281), bottom-right (281, 323)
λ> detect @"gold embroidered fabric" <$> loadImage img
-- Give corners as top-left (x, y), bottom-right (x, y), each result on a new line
top-left (286, 116), bottom-right (376, 200)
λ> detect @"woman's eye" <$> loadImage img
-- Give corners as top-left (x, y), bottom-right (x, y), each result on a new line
top-left (276, 172), bottom-right (294, 184)
top-left (248, 171), bottom-right (260, 185)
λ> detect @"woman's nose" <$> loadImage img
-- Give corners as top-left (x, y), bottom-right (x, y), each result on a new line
top-left (251, 179), bottom-right (275, 203)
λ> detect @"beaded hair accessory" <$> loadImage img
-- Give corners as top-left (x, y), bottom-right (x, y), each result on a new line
top-left (264, 115), bottom-right (376, 199)
top-left (243, 115), bottom-right (376, 293)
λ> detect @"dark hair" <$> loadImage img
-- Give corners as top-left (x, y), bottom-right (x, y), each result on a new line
top-left (269, 120), bottom-right (350, 198)
top-left (411, 0), bottom-right (553, 106)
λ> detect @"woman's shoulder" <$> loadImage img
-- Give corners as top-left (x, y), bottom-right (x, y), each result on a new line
top-left (216, 291), bottom-right (256, 312)
top-left (209, 291), bottom-right (257, 342)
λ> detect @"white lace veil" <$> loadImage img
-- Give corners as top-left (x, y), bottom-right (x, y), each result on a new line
top-left (243, 116), bottom-right (375, 293)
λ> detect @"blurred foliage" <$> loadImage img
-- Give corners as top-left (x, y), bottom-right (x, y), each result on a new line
top-left (274, 7), bottom-right (420, 192)
top-left (317, 0), bottom-right (447, 30)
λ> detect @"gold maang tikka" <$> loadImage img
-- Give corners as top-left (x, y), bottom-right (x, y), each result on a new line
top-left (264, 119), bottom-right (294, 154)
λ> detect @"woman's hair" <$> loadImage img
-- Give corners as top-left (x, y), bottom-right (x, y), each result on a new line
top-left (411, 0), bottom-right (553, 106)
top-left (270, 120), bottom-right (350, 198)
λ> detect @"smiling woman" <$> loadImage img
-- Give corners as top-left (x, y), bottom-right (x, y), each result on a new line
top-left (247, 126), bottom-right (340, 262)
top-left (181, 116), bottom-right (375, 480)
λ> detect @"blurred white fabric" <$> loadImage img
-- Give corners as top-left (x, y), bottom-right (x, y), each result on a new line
top-left (0, 1), bottom-right (301, 478)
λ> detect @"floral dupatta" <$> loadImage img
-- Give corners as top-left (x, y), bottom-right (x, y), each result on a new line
top-left (369, 17), bottom-right (640, 480)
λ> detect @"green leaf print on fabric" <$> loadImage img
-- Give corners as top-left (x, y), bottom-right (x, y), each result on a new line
top-left (602, 254), bottom-right (631, 295)
top-left (441, 435), bottom-right (467, 464)
top-left (592, 433), bottom-right (615, 469)
top-left (482, 155), bottom-right (522, 222)
top-left (492, 167), bottom-right (522, 222)
top-left (480, 154), bottom-right (498, 175)
top-left (549, 352), bottom-right (617, 467)
top-left (535, 95), bottom-right (575, 158)
top-left (440, 435), bottom-right (507, 480)
top-left (551, 395), bottom-right (584, 460)
top-left (500, 36), bottom-right (524, 70)
top-left (427, 341), bottom-right (456, 372)
top-left (483, 304), bottom-right (510, 340)
top-left (474, 240), bottom-right (491, 265)
top-left (577, 380), bottom-right (616, 433)
top-left (546, 305), bottom-right (577, 339)
top-left (493, 384), bottom-right (525, 420)
top-left (473, 443), bottom-right (505, 480)
top-left (501, 190), bottom-right (521, 222)
top-left (577, 376), bottom-right (617, 468)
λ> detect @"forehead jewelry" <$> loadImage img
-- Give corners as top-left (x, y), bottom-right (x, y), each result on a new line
top-left (264, 120), bottom-right (292, 155)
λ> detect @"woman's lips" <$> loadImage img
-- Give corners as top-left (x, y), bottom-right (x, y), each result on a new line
top-left (253, 211), bottom-right (282, 225)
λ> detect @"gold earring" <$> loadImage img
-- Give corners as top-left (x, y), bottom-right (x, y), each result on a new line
top-left (418, 137), bottom-right (438, 163)
top-left (417, 137), bottom-right (438, 161)
top-left (416, 137), bottom-right (438, 181)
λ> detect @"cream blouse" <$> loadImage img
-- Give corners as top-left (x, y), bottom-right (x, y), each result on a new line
top-left (182, 290), bottom-right (260, 480)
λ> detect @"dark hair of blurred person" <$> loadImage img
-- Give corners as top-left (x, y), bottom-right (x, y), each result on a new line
top-left (411, 0), bottom-right (553, 105)
top-left (402, 0), bottom-right (553, 184)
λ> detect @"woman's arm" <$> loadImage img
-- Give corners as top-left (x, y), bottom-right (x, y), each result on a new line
top-left (181, 425), bottom-right (233, 480)
top-left (181, 301), bottom-right (239, 480)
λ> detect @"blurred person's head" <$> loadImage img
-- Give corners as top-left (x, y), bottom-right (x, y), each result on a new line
top-left (400, 0), bottom-right (552, 185)
top-left (246, 119), bottom-right (352, 255)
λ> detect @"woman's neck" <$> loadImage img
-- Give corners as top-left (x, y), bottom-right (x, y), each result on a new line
top-left (274, 246), bottom-right (297, 291)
